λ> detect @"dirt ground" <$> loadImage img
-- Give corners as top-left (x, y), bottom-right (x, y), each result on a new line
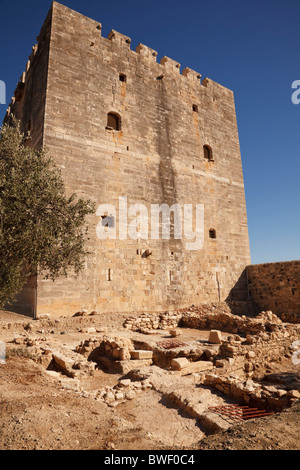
top-left (0, 309), bottom-right (299, 451)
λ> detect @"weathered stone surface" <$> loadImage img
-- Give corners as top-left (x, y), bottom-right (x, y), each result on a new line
top-left (118, 359), bottom-right (153, 374)
top-left (208, 330), bottom-right (222, 344)
top-left (171, 357), bottom-right (190, 371)
top-left (118, 379), bottom-right (131, 387)
top-left (180, 361), bottom-right (214, 375)
top-left (103, 391), bottom-right (115, 403)
top-left (52, 353), bottom-right (74, 375)
top-left (115, 392), bottom-right (124, 401)
top-left (247, 262), bottom-right (300, 322)
top-left (246, 351), bottom-right (256, 359)
top-left (125, 390), bottom-right (136, 400)
top-left (169, 329), bottom-right (182, 337)
top-left (130, 350), bottom-right (153, 360)
top-left (204, 372), bottom-right (300, 411)
top-left (59, 378), bottom-right (81, 392)
top-left (6, 1), bottom-right (251, 318)
top-left (286, 390), bottom-right (300, 399)
top-left (215, 359), bottom-right (227, 368)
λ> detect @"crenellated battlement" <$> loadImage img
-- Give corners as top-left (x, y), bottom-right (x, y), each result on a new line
top-left (159, 56), bottom-right (181, 73)
top-left (135, 43), bottom-right (158, 62)
top-left (108, 29), bottom-right (131, 48)
top-left (3, 0), bottom-right (234, 126)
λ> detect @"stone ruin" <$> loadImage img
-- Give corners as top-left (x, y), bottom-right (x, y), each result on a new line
top-left (5, 303), bottom-right (300, 435)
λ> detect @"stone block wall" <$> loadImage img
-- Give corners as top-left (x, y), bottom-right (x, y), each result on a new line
top-left (204, 374), bottom-right (300, 411)
top-left (247, 261), bottom-right (300, 322)
top-left (75, 335), bottom-right (135, 361)
top-left (217, 320), bottom-right (300, 374)
top-left (124, 311), bottom-right (183, 332)
top-left (4, 1), bottom-right (251, 317)
top-left (180, 309), bottom-right (284, 335)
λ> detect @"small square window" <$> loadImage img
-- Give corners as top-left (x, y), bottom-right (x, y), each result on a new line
top-left (192, 104), bottom-right (198, 112)
top-left (101, 215), bottom-right (115, 228)
top-left (119, 73), bottom-right (126, 82)
top-left (106, 112), bottom-right (121, 131)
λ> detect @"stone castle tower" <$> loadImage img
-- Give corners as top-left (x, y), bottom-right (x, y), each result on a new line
top-left (4, 2), bottom-right (251, 317)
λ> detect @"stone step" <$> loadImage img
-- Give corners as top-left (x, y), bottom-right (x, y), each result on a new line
top-left (180, 360), bottom-right (214, 376)
top-left (130, 350), bottom-right (153, 360)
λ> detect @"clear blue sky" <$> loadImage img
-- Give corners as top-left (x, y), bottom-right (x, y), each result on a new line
top-left (0, 0), bottom-right (299, 264)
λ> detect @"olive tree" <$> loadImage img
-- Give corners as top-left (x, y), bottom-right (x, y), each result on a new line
top-left (0, 120), bottom-right (95, 307)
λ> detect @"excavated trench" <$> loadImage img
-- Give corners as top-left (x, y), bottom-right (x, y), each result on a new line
top-left (6, 308), bottom-right (298, 445)
top-left (54, 321), bottom-right (298, 439)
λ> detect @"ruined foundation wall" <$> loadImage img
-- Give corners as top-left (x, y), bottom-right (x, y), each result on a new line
top-left (247, 261), bottom-right (300, 322)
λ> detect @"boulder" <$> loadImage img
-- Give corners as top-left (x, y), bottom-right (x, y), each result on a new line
top-left (171, 357), bottom-right (190, 371)
top-left (130, 350), bottom-right (153, 360)
top-left (208, 330), bottom-right (222, 344)
top-left (169, 329), bottom-right (182, 337)
top-left (180, 360), bottom-right (214, 375)
top-left (118, 379), bottom-right (131, 387)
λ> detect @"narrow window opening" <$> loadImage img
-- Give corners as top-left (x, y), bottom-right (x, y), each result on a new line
top-left (209, 229), bottom-right (216, 239)
top-left (107, 269), bottom-right (112, 281)
top-left (101, 215), bottom-right (115, 228)
top-left (119, 73), bottom-right (126, 83)
top-left (106, 112), bottom-right (121, 131)
top-left (192, 104), bottom-right (198, 112)
top-left (204, 145), bottom-right (213, 161)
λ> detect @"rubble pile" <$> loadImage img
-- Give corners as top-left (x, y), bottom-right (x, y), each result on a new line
top-left (123, 311), bottom-right (183, 332)
top-left (123, 303), bottom-right (243, 333)
top-left (181, 310), bottom-right (273, 335)
top-left (75, 335), bottom-right (153, 374)
top-left (216, 320), bottom-right (300, 376)
top-left (95, 378), bottom-right (153, 407)
top-left (76, 335), bottom-right (135, 361)
top-left (1, 303), bottom-right (299, 436)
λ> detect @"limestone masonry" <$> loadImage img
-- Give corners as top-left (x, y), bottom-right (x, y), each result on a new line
top-left (247, 261), bottom-right (300, 322)
top-left (2, 1), bottom-right (276, 318)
